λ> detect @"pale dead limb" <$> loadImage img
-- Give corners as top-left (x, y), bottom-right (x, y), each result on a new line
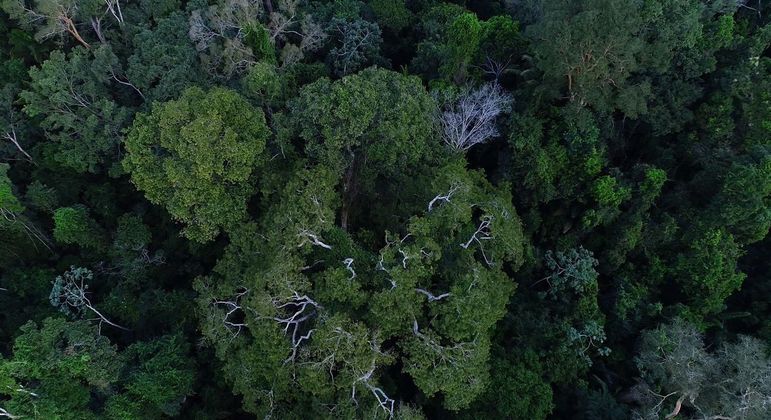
top-left (0, 208), bottom-right (51, 251)
top-left (270, 291), bottom-right (320, 363)
top-left (343, 258), bottom-right (356, 280)
top-left (427, 183), bottom-right (461, 212)
top-left (90, 17), bottom-right (105, 43)
top-left (212, 287), bottom-right (250, 339)
top-left (351, 339), bottom-right (395, 418)
top-left (415, 288), bottom-right (451, 302)
top-left (460, 215), bottom-right (494, 266)
top-left (297, 229), bottom-right (332, 249)
top-left (3, 127), bottom-right (34, 163)
top-left (51, 269), bottom-right (128, 332)
top-left (104, 0), bottom-right (124, 25)
top-left (412, 320), bottom-right (476, 368)
top-left (110, 69), bottom-right (145, 100)
top-left (0, 407), bottom-right (20, 419)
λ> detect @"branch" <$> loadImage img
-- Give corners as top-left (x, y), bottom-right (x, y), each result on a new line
top-left (460, 215), bottom-right (494, 266)
top-left (297, 229), bottom-right (332, 249)
top-left (0, 407), bottom-right (20, 419)
top-left (427, 183), bottom-right (461, 212)
top-left (415, 288), bottom-right (451, 302)
top-left (212, 287), bottom-right (250, 339)
top-left (343, 258), bottom-right (356, 280)
top-left (3, 127), bottom-right (34, 163)
top-left (270, 291), bottom-right (321, 363)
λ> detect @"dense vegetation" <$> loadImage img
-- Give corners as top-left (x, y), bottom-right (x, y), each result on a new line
top-left (0, 1), bottom-right (769, 419)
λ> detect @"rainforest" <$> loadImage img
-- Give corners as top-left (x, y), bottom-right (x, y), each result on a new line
top-left (0, 1), bottom-right (770, 419)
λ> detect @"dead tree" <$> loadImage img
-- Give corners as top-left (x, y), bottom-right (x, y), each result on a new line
top-left (439, 83), bottom-right (513, 152)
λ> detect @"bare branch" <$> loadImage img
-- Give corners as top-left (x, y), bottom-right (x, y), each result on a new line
top-left (50, 268), bottom-right (128, 332)
top-left (460, 215), bottom-right (494, 266)
top-left (427, 183), bottom-right (461, 212)
top-left (297, 229), bottom-right (332, 249)
top-left (0, 407), bottom-right (21, 419)
top-left (2, 127), bottom-right (34, 164)
top-left (351, 339), bottom-right (395, 418)
top-left (269, 291), bottom-right (321, 363)
top-left (343, 258), bottom-right (356, 280)
top-left (212, 286), bottom-right (250, 339)
top-left (439, 83), bottom-right (513, 152)
top-left (415, 288), bottom-right (451, 302)
top-left (104, 0), bottom-right (124, 25)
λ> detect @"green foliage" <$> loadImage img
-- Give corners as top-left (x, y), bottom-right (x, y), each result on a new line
top-left (53, 206), bottom-right (104, 248)
top-left (328, 18), bottom-right (384, 76)
top-left (0, 1), bottom-right (768, 418)
top-left (369, 0), bottom-right (412, 32)
top-left (543, 247), bottom-right (599, 297)
top-left (467, 350), bottom-right (553, 419)
top-left (0, 317), bottom-right (121, 419)
top-left (0, 162), bottom-right (22, 213)
top-left (592, 175), bottom-right (630, 207)
top-left (675, 228), bottom-right (746, 318)
top-left (123, 86), bottom-right (269, 242)
top-left (112, 335), bottom-right (195, 417)
top-left (283, 67), bottom-right (436, 171)
top-left (244, 23), bottom-right (275, 63)
top-left (21, 47), bottom-right (131, 173)
top-left (127, 12), bottom-right (205, 102)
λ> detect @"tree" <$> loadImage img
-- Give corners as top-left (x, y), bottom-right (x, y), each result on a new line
top-left (21, 47), bottom-right (131, 173)
top-left (105, 335), bottom-right (195, 418)
top-left (279, 67), bottom-right (441, 231)
top-left (52, 205), bottom-right (105, 248)
top-left (674, 228), bottom-right (746, 319)
top-left (194, 156), bottom-right (525, 415)
top-left (439, 82), bottom-right (513, 152)
top-left (126, 12), bottom-right (205, 102)
top-left (188, 0), bottom-right (272, 79)
top-left (2, 0), bottom-right (91, 48)
top-left (49, 266), bottom-right (127, 332)
top-left (634, 319), bottom-right (771, 420)
top-left (0, 317), bottom-right (122, 419)
top-left (327, 18), bottom-right (383, 76)
top-left (123, 86), bottom-right (270, 242)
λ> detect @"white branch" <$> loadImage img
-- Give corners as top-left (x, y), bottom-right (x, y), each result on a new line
top-left (212, 287), bottom-right (250, 338)
top-left (297, 229), bottom-right (332, 249)
top-left (343, 258), bottom-right (356, 280)
top-left (104, 0), bottom-right (124, 25)
top-left (428, 183), bottom-right (461, 212)
top-left (460, 215), bottom-right (494, 265)
top-left (3, 127), bottom-right (34, 163)
top-left (0, 407), bottom-right (20, 419)
top-left (270, 291), bottom-right (320, 363)
top-left (415, 288), bottom-right (451, 302)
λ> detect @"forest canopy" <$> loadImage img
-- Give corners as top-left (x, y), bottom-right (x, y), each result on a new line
top-left (0, 1), bottom-right (769, 419)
